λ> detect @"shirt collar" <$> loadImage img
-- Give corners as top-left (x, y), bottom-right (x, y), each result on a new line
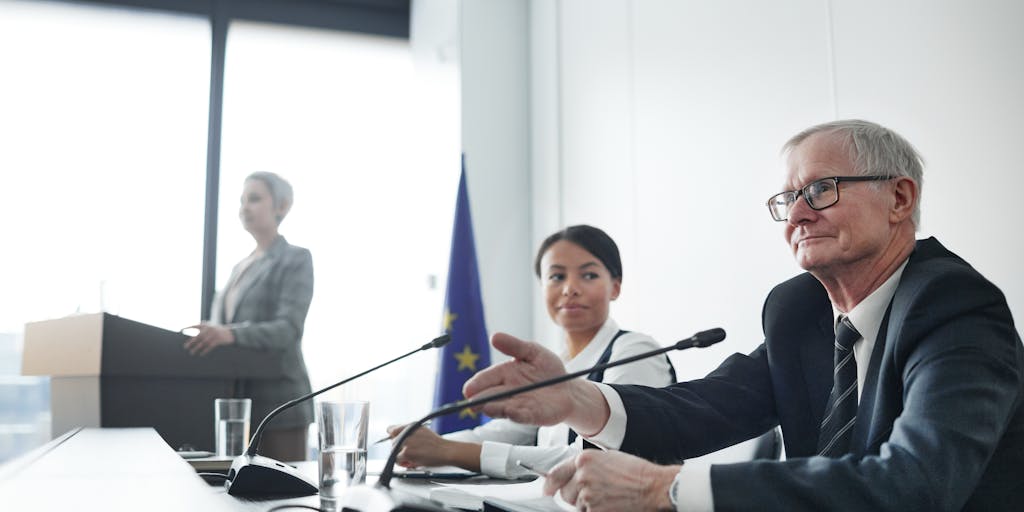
top-left (562, 317), bottom-right (619, 371)
top-left (832, 259), bottom-right (909, 340)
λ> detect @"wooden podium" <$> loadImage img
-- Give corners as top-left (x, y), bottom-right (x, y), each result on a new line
top-left (21, 313), bottom-right (284, 452)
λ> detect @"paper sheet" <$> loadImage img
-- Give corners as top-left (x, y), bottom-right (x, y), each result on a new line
top-left (429, 477), bottom-right (573, 511)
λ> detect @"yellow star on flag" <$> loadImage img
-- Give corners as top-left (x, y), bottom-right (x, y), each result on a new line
top-left (453, 344), bottom-right (481, 372)
top-left (458, 407), bottom-right (478, 419)
top-left (443, 308), bottom-right (458, 332)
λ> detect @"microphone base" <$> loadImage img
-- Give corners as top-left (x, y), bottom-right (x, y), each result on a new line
top-left (337, 484), bottom-right (454, 512)
top-left (225, 454), bottom-right (318, 498)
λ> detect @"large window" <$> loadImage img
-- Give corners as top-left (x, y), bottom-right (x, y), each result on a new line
top-left (0, 0), bottom-right (209, 461)
top-left (218, 21), bottom-right (460, 457)
top-left (0, 0), bottom-right (457, 462)
top-left (0, 0), bottom-right (209, 332)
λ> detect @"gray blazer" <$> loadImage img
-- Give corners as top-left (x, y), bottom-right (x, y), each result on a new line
top-left (212, 235), bottom-right (314, 429)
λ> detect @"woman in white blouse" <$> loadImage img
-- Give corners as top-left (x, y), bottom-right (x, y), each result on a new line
top-left (389, 224), bottom-right (676, 478)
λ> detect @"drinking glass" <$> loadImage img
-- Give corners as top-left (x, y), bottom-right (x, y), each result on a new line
top-left (317, 400), bottom-right (369, 500)
top-left (214, 398), bottom-right (251, 457)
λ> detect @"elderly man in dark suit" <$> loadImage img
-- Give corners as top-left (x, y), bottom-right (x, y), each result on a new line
top-left (465, 120), bottom-right (1024, 511)
top-left (185, 171), bottom-right (315, 462)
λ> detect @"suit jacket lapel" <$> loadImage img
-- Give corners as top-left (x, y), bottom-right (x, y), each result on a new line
top-left (229, 236), bottom-right (285, 323)
top-left (851, 238), bottom-right (949, 455)
top-left (802, 310), bottom-right (837, 433)
top-left (852, 305), bottom-right (892, 456)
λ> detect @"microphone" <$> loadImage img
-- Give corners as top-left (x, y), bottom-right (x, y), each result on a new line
top-left (339, 327), bottom-right (726, 511)
top-left (224, 333), bottom-right (451, 498)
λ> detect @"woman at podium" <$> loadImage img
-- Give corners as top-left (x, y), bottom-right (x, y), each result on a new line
top-left (184, 171), bottom-right (314, 462)
top-left (387, 225), bottom-right (676, 478)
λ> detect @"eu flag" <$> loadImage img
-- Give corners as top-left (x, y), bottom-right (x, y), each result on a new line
top-left (433, 160), bottom-right (491, 434)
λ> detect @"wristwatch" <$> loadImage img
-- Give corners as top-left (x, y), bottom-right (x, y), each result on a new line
top-left (668, 468), bottom-right (684, 509)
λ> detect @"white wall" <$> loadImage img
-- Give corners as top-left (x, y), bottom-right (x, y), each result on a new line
top-left (459, 0), bottom-right (535, 351)
top-left (528, 0), bottom-right (563, 346)
top-left (504, 0), bottom-right (1024, 378)
top-left (829, 0), bottom-right (1024, 328)
top-left (629, 0), bottom-right (840, 378)
top-left (526, 0), bottom-right (838, 374)
top-left (458, 0), bottom-right (1024, 374)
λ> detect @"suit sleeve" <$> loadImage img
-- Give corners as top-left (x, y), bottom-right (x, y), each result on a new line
top-left (231, 248), bottom-right (315, 351)
top-left (709, 268), bottom-right (1023, 511)
top-left (472, 332), bottom-right (676, 478)
top-left (613, 343), bottom-right (779, 464)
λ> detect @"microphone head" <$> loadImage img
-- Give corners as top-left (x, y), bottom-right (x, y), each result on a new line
top-left (674, 328), bottom-right (726, 350)
top-left (692, 328), bottom-right (726, 347)
top-left (430, 333), bottom-right (452, 348)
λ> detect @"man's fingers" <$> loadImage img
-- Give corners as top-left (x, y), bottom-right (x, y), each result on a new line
top-left (490, 332), bottom-right (538, 360)
top-left (463, 363), bottom-right (514, 399)
top-left (478, 396), bottom-right (513, 420)
top-left (543, 459), bottom-right (576, 497)
top-left (463, 333), bottom-right (536, 398)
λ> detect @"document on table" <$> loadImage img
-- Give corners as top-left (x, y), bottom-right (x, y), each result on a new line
top-left (397, 466), bottom-right (482, 479)
top-left (428, 477), bottom-right (573, 511)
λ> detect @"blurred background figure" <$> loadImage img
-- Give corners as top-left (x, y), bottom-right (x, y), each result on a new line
top-left (185, 171), bottom-right (314, 461)
top-left (388, 224), bottom-right (675, 478)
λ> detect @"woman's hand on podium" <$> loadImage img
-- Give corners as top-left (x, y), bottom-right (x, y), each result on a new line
top-left (183, 323), bottom-right (236, 356)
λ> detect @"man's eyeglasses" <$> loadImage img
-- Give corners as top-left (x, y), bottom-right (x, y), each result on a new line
top-left (766, 175), bottom-right (895, 222)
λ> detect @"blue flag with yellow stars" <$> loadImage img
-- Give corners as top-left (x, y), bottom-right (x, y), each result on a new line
top-left (433, 160), bottom-right (491, 434)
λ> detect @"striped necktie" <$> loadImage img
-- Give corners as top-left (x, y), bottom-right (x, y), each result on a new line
top-left (818, 315), bottom-right (862, 457)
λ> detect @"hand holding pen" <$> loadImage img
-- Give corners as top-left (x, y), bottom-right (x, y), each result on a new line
top-left (374, 420), bottom-right (433, 445)
top-left (379, 420), bottom-right (484, 470)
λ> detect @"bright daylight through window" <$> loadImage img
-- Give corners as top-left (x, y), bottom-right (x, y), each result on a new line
top-left (0, 0), bottom-right (460, 463)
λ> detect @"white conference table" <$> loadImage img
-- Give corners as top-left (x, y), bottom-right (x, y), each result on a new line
top-left (0, 427), bottom-right (442, 512)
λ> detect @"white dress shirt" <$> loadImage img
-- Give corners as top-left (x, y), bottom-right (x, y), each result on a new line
top-left (588, 261), bottom-right (908, 511)
top-left (444, 318), bottom-right (675, 478)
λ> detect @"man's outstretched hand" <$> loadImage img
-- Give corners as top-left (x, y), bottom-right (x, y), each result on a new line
top-left (463, 332), bottom-right (610, 435)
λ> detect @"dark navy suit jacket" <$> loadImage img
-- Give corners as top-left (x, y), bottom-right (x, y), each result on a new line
top-left (612, 238), bottom-right (1024, 511)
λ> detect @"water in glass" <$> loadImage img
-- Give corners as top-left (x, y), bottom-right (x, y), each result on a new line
top-left (318, 447), bottom-right (367, 499)
top-left (216, 418), bottom-right (249, 457)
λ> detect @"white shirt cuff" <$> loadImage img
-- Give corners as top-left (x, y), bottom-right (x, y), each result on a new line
top-left (582, 383), bottom-right (627, 450)
top-left (479, 441), bottom-right (513, 478)
top-left (675, 463), bottom-right (714, 512)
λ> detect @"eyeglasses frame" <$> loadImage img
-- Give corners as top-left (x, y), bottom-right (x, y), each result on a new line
top-left (766, 175), bottom-right (896, 222)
